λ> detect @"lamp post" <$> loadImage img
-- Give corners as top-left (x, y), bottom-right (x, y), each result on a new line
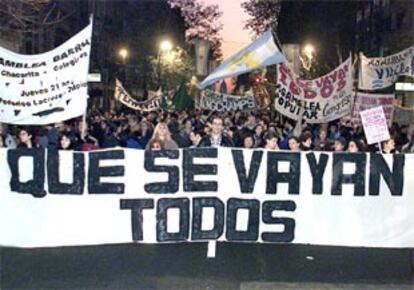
top-left (158, 40), bottom-right (172, 88)
top-left (300, 43), bottom-right (315, 72)
top-left (118, 48), bottom-right (129, 83)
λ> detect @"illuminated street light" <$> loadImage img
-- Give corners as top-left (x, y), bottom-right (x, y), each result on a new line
top-left (118, 48), bottom-right (129, 63)
top-left (303, 44), bottom-right (315, 60)
top-left (160, 40), bottom-right (173, 52)
top-left (300, 43), bottom-right (315, 72)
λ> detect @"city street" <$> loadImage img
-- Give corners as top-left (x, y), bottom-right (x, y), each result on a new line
top-left (2, 243), bottom-right (413, 289)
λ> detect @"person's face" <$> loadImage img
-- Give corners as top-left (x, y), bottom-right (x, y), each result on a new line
top-left (334, 141), bottom-right (344, 152)
top-left (60, 135), bottom-right (71, 149)
top-left (255, 125), bottom-right (263, 136)
top-left (212, 118), bottom-right (223, 135)
top-left (141, 122), bottom-right (149, 131)
top-left (19, 130), bottom-right (31, 143)
top-left (385, 139), bottom-right (395, 150)
top-left (289, 139), bottom-right (300, 151)
top-left (266, 137), bottom-right (278, 150)
top-left (151, 142), bottom-right (162, 151)
top-left (244, 137), bottom-right (254, 149)
top-left (320, 130), bottom-right (327, 140)
top-left (158, 124), bottom-right (168, 137)
top-left (303, 137), bottom-right (312, 147)
top-left (185, 120), bottom-right (192, 131)
top-left (248, 115), bottom-right (255, 125)
top-left (330, 125), bottom-right (337, 133)
top-left (348, 141), bottom-right (359, 153)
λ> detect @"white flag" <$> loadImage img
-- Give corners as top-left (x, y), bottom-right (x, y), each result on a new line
top-left (0, 21), bottom-right (93, 125)
top-left (198, 29), bottom-right (286, 89)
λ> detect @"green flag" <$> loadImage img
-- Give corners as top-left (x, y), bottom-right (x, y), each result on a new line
top-left (173, 80), bottom-right (194, 111)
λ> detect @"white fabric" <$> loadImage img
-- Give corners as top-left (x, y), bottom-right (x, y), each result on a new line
top-left (0, 22), bottom-right (92, 125)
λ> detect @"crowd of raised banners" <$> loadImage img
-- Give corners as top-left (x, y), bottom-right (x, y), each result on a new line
top-left (0, 148), bottom-right (413, 248)
top-left (0, 20), bottom-right (412, 125)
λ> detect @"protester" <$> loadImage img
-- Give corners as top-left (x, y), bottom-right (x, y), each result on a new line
top-left (147, 138), bottom-right (165, 151)
top-left (334, 137), bottom-right (347, 152)
top-left (243, 134), bottom-right (255, 149)
top-left (59, 133), bottom-right (74, 150)
top-left (299, 131), bottom-right (313, 151)
top-left (263, 131), bottom-right (280, 150)
top-left (0, 123), bottom-right (16, 148)
top-left (148, 122), bottom-right (178, 150)
top-left (382, 138), bottom-right (397, 154)
top-left (347, 139), bottom-right (364, 153)
top-left (288, 136), bottom-right (300, 152)
top-left (17, 127), bottom-right (35, 148)
top-left (198, 116), bottom-right (233, 147)
top-left (313, 128), bottom-right (331, 151)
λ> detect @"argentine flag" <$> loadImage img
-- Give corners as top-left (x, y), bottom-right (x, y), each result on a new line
top-left (198, 29), bottom-right (287, 89)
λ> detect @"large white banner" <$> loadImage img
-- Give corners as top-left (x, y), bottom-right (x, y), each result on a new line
top-left (358, 46), bottom-right (414, 90)
top-left (0, 22), bottom-right (92, 125)
top-left (0, 148), bottom-right (413, 248)
top-left (274, 56), bottom-right (353, 123)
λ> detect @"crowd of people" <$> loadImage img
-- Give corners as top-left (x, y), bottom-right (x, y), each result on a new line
top-left (1, 107), bottom-right (413, 154)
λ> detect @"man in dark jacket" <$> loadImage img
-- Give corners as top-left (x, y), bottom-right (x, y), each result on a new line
top-left (198, 116), bottom-right (233, 147)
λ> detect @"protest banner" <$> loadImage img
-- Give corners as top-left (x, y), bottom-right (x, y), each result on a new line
top-left (114, 79), bottom-right (161, 111)
top-left (358, 46), bottom-right (414, 90)
top-left (274, 56), bottom-right (353, 123)
top-left (360, 106), bottom-right (390, 145)
top-left (393, 105), bottom-right (414, 125)
top-left (0, 22), bottom-right (92, 125)
top-left (352, 92), bottom-right (394, 126)
top-left (198, 90), bottom-right (256, 112)
top-left (0, 148), bottom-right (413, 249)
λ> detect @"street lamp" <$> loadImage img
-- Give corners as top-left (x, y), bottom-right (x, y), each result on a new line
top-left (300, 43), bottom-right (315, 72)
top-left (160, 40), bottom-right (173, 52)
top-left (158, 40), bottom-right (173, 88)
top-left (119, 48), bottom-right (129, 64)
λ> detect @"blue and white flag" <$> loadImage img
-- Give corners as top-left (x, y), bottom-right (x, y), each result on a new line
top-left (198, 29), bottom-right (287, 89)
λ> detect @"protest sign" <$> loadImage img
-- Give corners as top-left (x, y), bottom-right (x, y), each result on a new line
top-left (0, 22), bottom-right (92, 125)
top-left (198, 90), bottom-right (256, 112)
top-left (0, 148), bottom-right (413, 248)
top-left (359, 46), bottom-right (414, 90)
top-left (360, 106), bottom-right (390, 145)
top-left (114, 79), bottom-right (161, 111)
top-left (352, 92), bottom-right (394, 126)
top-left (274, 56), bottom-right (353, 123)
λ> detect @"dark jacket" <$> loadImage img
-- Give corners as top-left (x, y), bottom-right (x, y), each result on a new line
top-left (198, 134), bottom-right (234, 148)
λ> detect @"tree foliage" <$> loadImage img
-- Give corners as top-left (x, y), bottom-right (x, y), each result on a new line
top-left (0, 0), bottom-right (73, 33)
top-left (168, 0), bottom-right (223, 60)
top-left (241, 0), bottom-right (282, 37)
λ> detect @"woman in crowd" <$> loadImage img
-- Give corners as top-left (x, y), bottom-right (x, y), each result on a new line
top-left (288, 136), bottom-right (300, 152)
top-left (59, 133), bottom-right (74, 150)
top-left (147, 138), bottom-right (165, 151)
top-left (147, 122), bottom-right (178, 150)
top-left (382, 138), bottom-right (397, 154)
top-left (299, 131), bottom-right (313, 151)
top-left (17, 127), bottom-right (35, 148)
top-left (243, 134), bottom-right (255, 149)
top-left (347, 139), bottom-right (364, 153)
top-left (313, 128), bottom-right (331, 151)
